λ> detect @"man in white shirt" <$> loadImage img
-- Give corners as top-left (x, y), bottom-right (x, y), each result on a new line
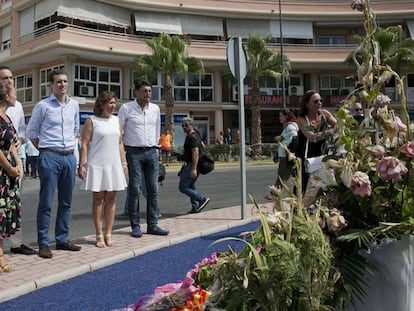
top-left (0, 66), bottom-right (37, 255)
top-left (118, 80), bottom-right (169, 238)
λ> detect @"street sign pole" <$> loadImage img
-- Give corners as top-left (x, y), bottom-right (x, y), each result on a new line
top-left (226, 37), bottom-right (247, 219)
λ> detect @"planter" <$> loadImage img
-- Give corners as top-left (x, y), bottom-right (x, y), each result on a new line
top-left (348, 235), bottom-right (414, 311)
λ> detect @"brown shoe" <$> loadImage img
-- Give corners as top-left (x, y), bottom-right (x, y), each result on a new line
top-left (56, 241), bottom-right (81, 251)
top-left (38, 246), bottom-right (53, 259)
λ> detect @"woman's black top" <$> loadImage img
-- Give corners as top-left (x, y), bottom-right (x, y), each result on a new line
top-left (296, 113), bottom-right (329, 159)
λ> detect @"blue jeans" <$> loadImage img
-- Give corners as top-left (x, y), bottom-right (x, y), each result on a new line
top-left (178, 163), bottom-right (205, 210)
top-left (37, 152), bottom-right (76, 247)
top-left (126, 147), bottom-right (159, 229)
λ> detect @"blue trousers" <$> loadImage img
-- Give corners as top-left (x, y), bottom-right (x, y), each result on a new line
top-left (178, 163), bottom-right (205, 210)
top-left (37, 152), bottom-right (76, 247)
top-left (125, 147), bottom-right (159, 229)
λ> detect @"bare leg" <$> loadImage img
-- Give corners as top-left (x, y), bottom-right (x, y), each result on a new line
top-left (92, 192), bottom-right (106, 248)
top-left (104, 191), bottom-right (117, 247)
top-left (0, 240), bottom-right (10, 272)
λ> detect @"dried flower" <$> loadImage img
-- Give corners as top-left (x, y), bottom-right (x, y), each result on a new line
top-left (399, 141), bottom-right (414, 158)
top-left (376, 156), bottom-right (408, 181)
top-left (350, 171), bottom-right (372, 197)
top-left (351, 0), bottom-right (366, 11)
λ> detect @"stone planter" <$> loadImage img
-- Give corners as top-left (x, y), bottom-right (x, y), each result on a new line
top-left (348, 235), bottom-right (414, 311)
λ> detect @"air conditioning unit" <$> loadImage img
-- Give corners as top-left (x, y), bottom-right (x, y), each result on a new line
top-left (232, 84), bottom-right (249, 101)
top-left (79, 85), bottom-right (94, 97)
top-left (288, 85), bottom-right (304, 96)
top-left (339, 87), bottom-right (354, 96)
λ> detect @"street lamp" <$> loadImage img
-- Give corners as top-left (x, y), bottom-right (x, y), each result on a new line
top-left (279, 0), bottom-right (286, 109)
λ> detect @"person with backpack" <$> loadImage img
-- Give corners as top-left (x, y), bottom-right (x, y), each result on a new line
top-left (178, 117), bottom-right (210, 213)
top-left (265, 109), bottom-right (299, 200)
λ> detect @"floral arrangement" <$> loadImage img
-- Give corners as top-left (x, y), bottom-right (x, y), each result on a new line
top-left (120, 1), bottom-right (414, 310)
top-left (310, 0), bottom-right (414, 248)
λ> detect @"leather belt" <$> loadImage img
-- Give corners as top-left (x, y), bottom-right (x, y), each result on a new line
top-left (125, 146), bottom-right (158, 151)
top-left (39, 148), bottom-right (74, 155)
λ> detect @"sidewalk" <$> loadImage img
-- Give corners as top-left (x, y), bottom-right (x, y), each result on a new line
top-left (0, 203), bottom-right (270, 303)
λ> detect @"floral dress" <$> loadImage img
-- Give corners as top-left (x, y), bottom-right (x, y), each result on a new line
top-left (0, 117), bottom-right (21, 238)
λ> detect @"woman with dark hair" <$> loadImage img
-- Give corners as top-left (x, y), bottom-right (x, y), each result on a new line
top-left (274, 109), bottom-right (298, 187)
top-left (78, 91), bottom-right (127, 248)
top-left (296, 90), bottom-right (337, 193)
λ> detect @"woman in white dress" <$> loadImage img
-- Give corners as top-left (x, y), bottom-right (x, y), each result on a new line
top-left (78, 91), bottom-right (127, 248)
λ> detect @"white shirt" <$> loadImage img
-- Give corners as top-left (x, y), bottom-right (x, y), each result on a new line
top-left (6, 100), bottom-right (26, 140)
top-left (118, 99), bottom-right (160, 147)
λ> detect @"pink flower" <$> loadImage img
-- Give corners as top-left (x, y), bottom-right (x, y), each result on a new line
top-left (392, 116), bottom-right (407, 135)
top-left (366, 145), bottom-right (385, 159)
top-left (399, 141), bottom-right (414, 158)
top-left (350, 171), bottom-right (371, 197)
top-left (376, 156), bottom-right (408, 181)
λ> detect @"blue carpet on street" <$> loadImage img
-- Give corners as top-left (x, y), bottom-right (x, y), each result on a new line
top-left (0, 221), bottom-right (259, 311)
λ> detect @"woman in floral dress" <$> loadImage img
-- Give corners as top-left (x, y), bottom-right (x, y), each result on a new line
top-left (0, 81), bottom-right (23, 272)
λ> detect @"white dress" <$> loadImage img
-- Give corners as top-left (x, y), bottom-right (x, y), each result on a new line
top-left (80, 115), bottom-right (127, 192)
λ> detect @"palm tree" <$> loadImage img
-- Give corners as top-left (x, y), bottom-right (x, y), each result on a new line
top-left (347, 25), bottom-right (414, 74)
top-left (246, 34), bottom-right (291, 157)
top-left (134, 33), bottom-right (204, 135)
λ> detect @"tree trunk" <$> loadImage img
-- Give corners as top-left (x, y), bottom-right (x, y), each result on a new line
top-left (164, 74), bottom-right (175, 137)
top-left (250, 78), bottom-right (262, 157)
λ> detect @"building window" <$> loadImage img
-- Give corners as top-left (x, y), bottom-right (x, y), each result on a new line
top-left (318, 36), bottom-right (345, 46)
top-left (14, 73), bottom-right (33, 103)
top-left (173, 73), bottom-right (213, 102)
top-left (319, 75), bottom-right (344, 96)
top-left (74, 65), bottom-right (121, 98)
top-left (131, 72), bottom-right (213, 102)
top-left (40, 65), bottom-right (65, 98)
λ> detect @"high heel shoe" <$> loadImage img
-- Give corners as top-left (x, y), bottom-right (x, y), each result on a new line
top-left (95, 234), bottom-right (106, 248)
top-left (0, 255), bottom-right (10, 272)
top-left (104, 233), bottom-right (113, 247)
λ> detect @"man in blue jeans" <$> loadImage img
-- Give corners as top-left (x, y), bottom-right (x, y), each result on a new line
top-left (118, 80), bottom-right (169, 238)
top-left (27, 69), bottom-right (81, 259)
top-left (179, 117), bottom-right (210, 213)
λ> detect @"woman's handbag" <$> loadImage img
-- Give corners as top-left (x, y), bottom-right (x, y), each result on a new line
top-left (305, 155), bottom-right (324, 174)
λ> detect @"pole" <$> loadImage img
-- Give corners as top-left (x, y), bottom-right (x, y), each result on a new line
top-left (235, 37), bottom-right (247, 219)
top-left (279, 0), bottom-right (286, 109)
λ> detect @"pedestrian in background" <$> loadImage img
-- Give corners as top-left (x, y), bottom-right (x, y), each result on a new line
top-left (159, 129), bottom-right (173, 166)
top-left (265, 109), bottom-right (298, 200)
top-left (118, 79), bottom-right (169, 238)
top-left (26, 139), bottom-right (39, 178)
top-left (224, 128), bottom-right (232, 144)
top-left (215, 131), bottom-right (224, 145)
top-left (0, 80), bottom-right (23, 272)
top-left (178, 117), bottom-right (210, 214)
top-left (78, 91), bottom-right (127, 248)
top-left (0, 66), bottom-right (37, 256)
top-left (27, 69), bottom-right (81, 259)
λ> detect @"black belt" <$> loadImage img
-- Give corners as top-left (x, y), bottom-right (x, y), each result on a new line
top-left (126, 146), bottom-right (158, 151)
top-left (39, 148), bottom-right (74, 155)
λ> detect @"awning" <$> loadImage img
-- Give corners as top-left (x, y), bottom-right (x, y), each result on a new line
top-left (270, 20), bottom-right (313, 39)
top-left (227, 19), bottom-right (270, 38)
top-left (34, 0), bottom-right (131, 28)
top-left (134, 12), bottom-right (182, 34)
top-left (180, 15), bottom-right (223, 36)
top-left (408, 21), bottom-right (414, 39)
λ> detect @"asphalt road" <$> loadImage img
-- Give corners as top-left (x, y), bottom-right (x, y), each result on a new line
top-left (11, 164), bottom-right (277, 248)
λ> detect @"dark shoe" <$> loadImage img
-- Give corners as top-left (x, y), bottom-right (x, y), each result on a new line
top-left (147, 225), bottom-right (169, 236)
top-left (11, 244), bottom-right (37, 255)
top-left (195, 197), bottom-right (210, 213)
top-left (56, 241), bottom-right (81, 251)
top-left (38, 246), bottom-right (53, 259)
top-left (131, 227), bottom-right (143, 238)
top-left (187, 209), bottom-right (197, 214)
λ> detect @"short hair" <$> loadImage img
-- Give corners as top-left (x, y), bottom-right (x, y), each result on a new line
top-left (181, 116), bottom-right (194, 125)
top-left (0, 66), bottom-right (12, 72)
top-left (48, 69), bottom-right (68, 83)
top-left (94, 91), bottom-right (117, 117)
top-left (299, 89), bottom-right (319, 117)
top-left (0, 80), bottom-right (13, 103)
top-left (134, 79), bottom-right (152, 90)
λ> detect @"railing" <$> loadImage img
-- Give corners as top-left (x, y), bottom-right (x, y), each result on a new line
top-left (18, 21), bottom-right (358, 49)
